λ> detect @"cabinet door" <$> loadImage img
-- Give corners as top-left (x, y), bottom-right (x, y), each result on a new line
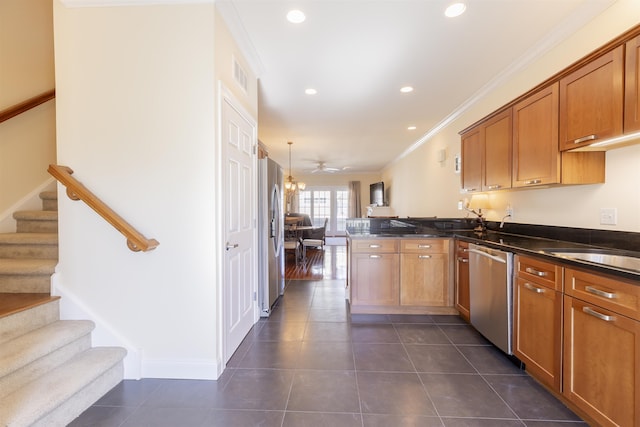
top-left (563, 296), bottom-right (640, 427)
top-left (351, 253), bottom-right (399, 307)
top-left (513, 83), bottom-right (560, 187)
top-left (455, 241), bottom-right (470, 321)
top-left (559, 46), bottom-right (624, 150)
top-left (625, 34), bottom-right (640, 133)
top-left (482, 109), bottom-right (512, 191)
top-left (461, 127), bottom-right (482, 193)
top-left (513, 277), bottom-right (562, 391)
top-left (400, 253), bottom-right (448, 306)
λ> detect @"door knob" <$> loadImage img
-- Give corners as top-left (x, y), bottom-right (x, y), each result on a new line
top-left (226, 242), bottom-right (239, 251)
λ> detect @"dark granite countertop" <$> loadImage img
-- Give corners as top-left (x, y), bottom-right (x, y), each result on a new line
top-left (346, 218), bottom-right (640, 281)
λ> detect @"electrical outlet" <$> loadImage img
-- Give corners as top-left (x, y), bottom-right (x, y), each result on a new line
top-left (506, 204), bottom-right (514, 217)
top-left (600, 208), bottom-right (617, 225)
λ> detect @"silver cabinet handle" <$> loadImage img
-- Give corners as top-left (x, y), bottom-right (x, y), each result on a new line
top-left (585, 285), bottom-right (617, 299)
top-left (525, 267), bottom-right (548, 277)
top-left (418, 255), bottom-right (431, 259)
top-left (226, 242), bottom-right (239, 251)
top-left (457, 257), bottom-right (469, 263)
top-left (462, 188), bottom-right (477, 193)
top-left (458, 247), bottom-right (468, 252)
top-left (524, 283), bottom-right (545, 294)
top-left (524, 179), bottom-right (541, 185)
top-left (487, 184), bottom-right (501, 190)
top-left (418, 244), bottom-right (431, 249)
top-left (369, 255), bottom-right (381, 259)
top-left (369, 244), bottom-right (381, 248)
top-left (574, 134), bottom-right (597, 144)
top-left (583, 306), bottom-right (616, 322)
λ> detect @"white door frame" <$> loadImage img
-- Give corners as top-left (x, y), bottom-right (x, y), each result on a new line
top-left (216, 83), bottom-right (259, 374)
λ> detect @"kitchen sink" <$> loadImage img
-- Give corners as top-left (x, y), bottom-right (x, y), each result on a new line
top-left (545, 249), bottom-right (640, 273)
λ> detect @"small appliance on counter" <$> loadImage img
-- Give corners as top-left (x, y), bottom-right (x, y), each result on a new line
top-left (366, 205), bottom-right (396, 218)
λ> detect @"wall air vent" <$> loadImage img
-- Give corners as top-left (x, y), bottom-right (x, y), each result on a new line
top-left (233, 57), bottom-right (248, 93)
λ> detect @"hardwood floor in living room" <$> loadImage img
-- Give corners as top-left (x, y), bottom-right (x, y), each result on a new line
top-left (284, 245), bottom-right (347, 281)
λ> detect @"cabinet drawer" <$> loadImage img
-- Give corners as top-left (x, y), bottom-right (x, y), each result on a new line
top-left (401, 239), bottom-right (448, 253)
top-left (565, 268), bottom-right (640, 321)
top-left (516, 255), bottom-right (562, 291)
top-left (351, 239), bottom-right (399, 253)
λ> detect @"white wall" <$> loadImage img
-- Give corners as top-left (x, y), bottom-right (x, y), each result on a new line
top-left (383, 0), bottom-right (640, 232)
top-left (53, 1), bottom-right (255, 379)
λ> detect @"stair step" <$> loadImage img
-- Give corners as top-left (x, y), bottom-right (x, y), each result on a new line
top-left (0, 259), bottom-right (57, 293)
top-left (0, 296), bottom-right (60, 345)
top-left (39, 191), bottom-right (58, 211)
top-left (0, 320), bottom-right (94, 399)
top-left (0, 347), bottom-right (126, 427)
top-left (0, 233), bottom-right (58, 259)
top-left (13, 211), bottom-right (58, 233)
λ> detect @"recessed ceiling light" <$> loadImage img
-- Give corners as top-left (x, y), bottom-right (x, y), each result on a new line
top-left (287, 10), bottom-right (306, 24)
top-left (408, 126), bottom-right (417, 130)
top-left (305, 88), bottom-right (317, 95)
top-left (445, 3), bottom-right (466, 18)
top-left (400, 86), bottom-right (414, 93)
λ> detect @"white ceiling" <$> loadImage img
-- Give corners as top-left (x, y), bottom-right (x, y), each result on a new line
top-left (217, 0), bottom-right (615, 176)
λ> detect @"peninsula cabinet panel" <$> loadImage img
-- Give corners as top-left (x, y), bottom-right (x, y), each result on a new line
top-left (563, 295), bottom-right (640, 427)
top-left (513, 83), bottom-right (560, 187)
top-left (482, 109), bottom-right (512, 191)
top-left (350, 253), bottom-right (399, 307)
top-left (461, 127), bottom-right (482, 193)
top-left (559, 45), bottom-right (624, 150)
top-left (400, 253), bottom-right (448, 307)
top-left (625, 34), bottom-right (640, 133)
top-left (455, 241), bottom-right (470, 322)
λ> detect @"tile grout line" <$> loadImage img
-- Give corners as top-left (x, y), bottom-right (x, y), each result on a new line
top-left (392, 319), bottom-right (447, 426)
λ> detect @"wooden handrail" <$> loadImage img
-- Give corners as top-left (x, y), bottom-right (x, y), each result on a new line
top-left (0, 90), bottom-right (56, 124)
top-left (48, 164), bottom-right (159, 252)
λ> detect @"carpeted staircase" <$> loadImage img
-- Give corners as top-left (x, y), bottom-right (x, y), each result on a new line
top-left (0, 191), bottom-right (126, 427)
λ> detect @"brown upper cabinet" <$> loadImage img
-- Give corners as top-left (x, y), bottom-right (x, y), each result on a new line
top-left (460, 127), bottom-right (482, 193)
top-left (625, 34), bottom-right (640, 133)
top-left (482, 109), bottom-right (512, 191)
top-left (513, 83), bottom-right (560, 187)
top-left (559, 46), bottom-right (624, 150)
top-left (460, 109), bottom-right (512, 193)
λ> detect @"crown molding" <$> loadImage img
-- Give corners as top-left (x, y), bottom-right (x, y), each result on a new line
top-left (59, 0), bottom-right (213, 7)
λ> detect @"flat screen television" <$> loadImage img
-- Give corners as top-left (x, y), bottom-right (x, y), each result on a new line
top-left (370, 181), bottom-right (384, 206)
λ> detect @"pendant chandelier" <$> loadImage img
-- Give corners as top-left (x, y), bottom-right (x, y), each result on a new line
top-left (285, 141), bottom-right (305, 193)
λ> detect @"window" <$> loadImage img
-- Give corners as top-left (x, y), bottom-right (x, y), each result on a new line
top-left (298, 186), bottom-right (349, 236)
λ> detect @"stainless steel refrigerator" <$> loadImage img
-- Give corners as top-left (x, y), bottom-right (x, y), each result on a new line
top-left (258, 157), bottom-right (284, 317)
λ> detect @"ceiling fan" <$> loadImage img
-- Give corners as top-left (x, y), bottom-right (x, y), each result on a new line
top-left (310, 161), bottom-right (341, 174)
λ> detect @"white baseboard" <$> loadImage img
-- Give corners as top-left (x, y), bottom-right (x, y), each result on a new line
top-left (141, 357), bottom-right (222, 380)
top-left (0, 179), bottom-right (56, 233)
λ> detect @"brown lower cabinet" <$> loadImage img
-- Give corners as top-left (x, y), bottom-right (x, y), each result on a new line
top-left (513, 255), bottom-right (562, 392)
top-left (349, 238), bottom-right (455, 315)
top-left (513, 258), bottom-right (640, 426)
top-left (563, 268), bottom-right (640, 427)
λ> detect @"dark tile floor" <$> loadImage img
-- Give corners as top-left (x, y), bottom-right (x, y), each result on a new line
top-left (70, 276), bottom-right (586, 427)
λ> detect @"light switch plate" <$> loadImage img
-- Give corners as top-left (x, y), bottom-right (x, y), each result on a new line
top-left (599, 208), bottom-right (617, 225)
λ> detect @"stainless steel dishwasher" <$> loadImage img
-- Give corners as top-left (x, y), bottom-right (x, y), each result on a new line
top-left (468, 243), bottom-right (514, 355)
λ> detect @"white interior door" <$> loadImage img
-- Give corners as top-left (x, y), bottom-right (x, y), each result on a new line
top-left (222, 90), bottom-right (257, 363)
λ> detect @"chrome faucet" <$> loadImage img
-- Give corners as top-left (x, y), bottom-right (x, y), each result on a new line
top-left (499, 214), bottom-right (511, 229)
top-left (465, 207), bottom-right (487, 232)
